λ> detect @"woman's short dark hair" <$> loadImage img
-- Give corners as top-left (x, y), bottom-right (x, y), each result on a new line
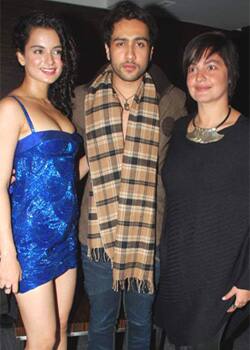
top-left (103, 0), bottom-right (158, 47)
top-left (13, 12), bottom-right (77, 117)
top-left (183, 31), bottom-right (239, 99)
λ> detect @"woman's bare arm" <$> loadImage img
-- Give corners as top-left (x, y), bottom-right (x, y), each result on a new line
top-left (0, 98), bottom-right (23, 294)
top-left (79, 155), bottom-right (89, 180)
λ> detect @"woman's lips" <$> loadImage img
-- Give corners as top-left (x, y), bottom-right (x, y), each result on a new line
top-left (41, 68), bottom-right (57, 75)
top-left (195, 85), bottom-right (211, 92)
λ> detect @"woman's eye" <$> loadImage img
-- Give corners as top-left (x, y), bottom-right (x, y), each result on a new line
top-left (33, 49), bottom-right (43, 54)
top-left (208, 64), bottom-right (216, 71)
top-left (188, 66), bottom-right (195, 73)
top-left (53, 49), bottom-right (62, 56)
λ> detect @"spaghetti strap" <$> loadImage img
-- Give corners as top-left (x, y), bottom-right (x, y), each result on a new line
top-left (10, 96), bottom-right (35, 132)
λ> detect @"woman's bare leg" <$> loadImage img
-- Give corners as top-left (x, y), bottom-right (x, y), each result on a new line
top-left (15, 281), bottom-right (56, 350)
top-left (54, 268), bottom-right (77, 350)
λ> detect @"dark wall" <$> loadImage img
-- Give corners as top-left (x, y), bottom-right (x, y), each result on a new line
top-left (1, 0), bottom-right (249, 115)
top-left (0, 0), bottom-right (107, 96)
top-left (232, 27), bottom-right (250, 116)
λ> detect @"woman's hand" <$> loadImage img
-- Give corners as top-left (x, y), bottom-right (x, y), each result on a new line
top-left (0, 254), bottom-right (22, 294)
top-left (222, 286), bottom-right (250, 313)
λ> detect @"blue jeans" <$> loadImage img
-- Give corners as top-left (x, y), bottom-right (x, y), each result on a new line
top-left (81, 245), bottom-right (160, 350)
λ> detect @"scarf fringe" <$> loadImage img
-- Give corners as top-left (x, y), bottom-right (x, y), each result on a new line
top-left (87, 247), bottom-right (111, 262)
top-left (113, 277), bottom-right (153, 294)
top-left (87, 248), bottom-right (154, 294)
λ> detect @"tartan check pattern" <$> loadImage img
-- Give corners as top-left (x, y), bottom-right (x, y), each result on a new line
top-left (85, 66), bottom-right (159, 293)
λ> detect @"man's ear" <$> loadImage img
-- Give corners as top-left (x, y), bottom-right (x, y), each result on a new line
top-left (150, 46), bottom-right (154, 61)
top-left (105, 44), bottom-right (110, 61)
top-left (16, 51), bottom-right (25, 66)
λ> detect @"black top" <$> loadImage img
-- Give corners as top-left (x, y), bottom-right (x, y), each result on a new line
top-left (155, 115), bottom-right (249, 346)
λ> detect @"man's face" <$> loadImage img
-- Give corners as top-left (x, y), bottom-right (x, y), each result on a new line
top-left (105, 18), bottom-right (153, 83)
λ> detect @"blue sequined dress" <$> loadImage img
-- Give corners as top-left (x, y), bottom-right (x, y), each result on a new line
top-left (9, 96), bottom-right (80, 293)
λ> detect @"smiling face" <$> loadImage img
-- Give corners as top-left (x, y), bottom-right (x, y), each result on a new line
top-left (187, 50), bottom-right (229, 105)
top-left (105, 18), bottom-right (153, 85)
top-left (17, 27), bottom-right (63, 85)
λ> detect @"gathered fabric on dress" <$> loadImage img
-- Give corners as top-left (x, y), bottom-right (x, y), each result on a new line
top-left (9, 96), bottom-right (81, 293)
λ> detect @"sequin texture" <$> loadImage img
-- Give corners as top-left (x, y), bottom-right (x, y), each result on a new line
top-left (10, 129), bottom-right (81, 293)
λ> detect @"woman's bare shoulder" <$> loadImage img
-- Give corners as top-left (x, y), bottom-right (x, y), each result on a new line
top-left (0, 95), bottom-right (25, 127)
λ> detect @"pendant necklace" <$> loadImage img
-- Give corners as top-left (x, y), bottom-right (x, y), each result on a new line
top-left (114, 85), bottom-right (135, 111)
top-left (186, 107), bottom-right (232, 144)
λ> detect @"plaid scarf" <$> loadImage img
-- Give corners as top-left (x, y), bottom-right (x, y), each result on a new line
top-left (85, 65), bottom-right (159, 293)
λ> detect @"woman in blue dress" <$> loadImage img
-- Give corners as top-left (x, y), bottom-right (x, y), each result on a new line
top-left (0, 12), bottom-right (88, 350)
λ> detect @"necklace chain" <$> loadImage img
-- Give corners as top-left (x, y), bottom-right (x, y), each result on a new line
top-left (113, 85), bottom-right (136, 111)
top-left (193, 107), bottom-right (232, 130)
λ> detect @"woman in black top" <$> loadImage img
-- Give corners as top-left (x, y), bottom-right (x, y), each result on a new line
top-left (155, 31), bottom-right (250, 350)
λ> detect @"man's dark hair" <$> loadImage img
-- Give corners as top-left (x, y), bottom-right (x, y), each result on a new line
top-left (183, 31), bottom-right (239, 99)
top-left (13, 11), bottom-right (77, 117)
top-left (103, 1), bottom-right (158, 47)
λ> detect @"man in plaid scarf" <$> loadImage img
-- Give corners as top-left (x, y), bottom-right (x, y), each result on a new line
top-left (73, 1), bottom-right (186, 349)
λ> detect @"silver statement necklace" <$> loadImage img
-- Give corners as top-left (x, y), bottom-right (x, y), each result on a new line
top-left (114, 86), bottom-right (135, 111)
top-left (186, 107), bottom-right (232, 144)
